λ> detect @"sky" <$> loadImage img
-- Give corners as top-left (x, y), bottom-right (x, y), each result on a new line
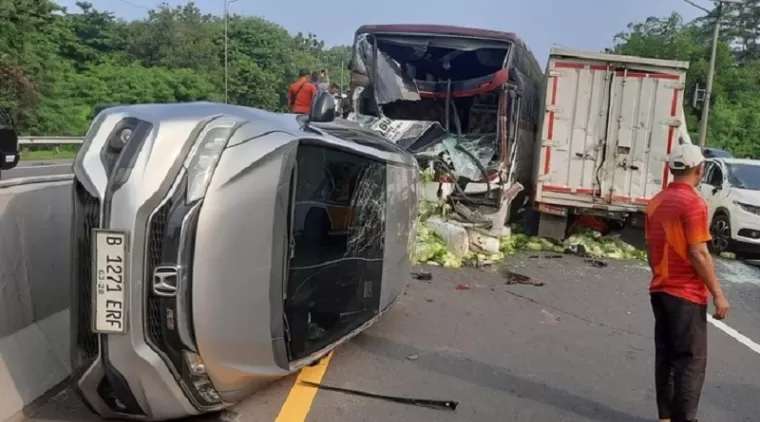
top-left (57, 0), bottom-right (708, 63)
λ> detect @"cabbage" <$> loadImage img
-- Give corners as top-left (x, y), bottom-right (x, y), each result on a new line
top-left (412, 197), bottom-right (648, 267)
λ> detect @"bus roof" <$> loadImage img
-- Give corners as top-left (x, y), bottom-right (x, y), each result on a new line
top-left (355, 24), bottom-right (526, 48)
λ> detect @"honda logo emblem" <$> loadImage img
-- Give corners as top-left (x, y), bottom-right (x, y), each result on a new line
top-left (152, 266), bottom-right (179, 297)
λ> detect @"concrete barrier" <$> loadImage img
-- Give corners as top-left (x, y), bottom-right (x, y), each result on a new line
top-left (0, 179), bottom-right (73, 421)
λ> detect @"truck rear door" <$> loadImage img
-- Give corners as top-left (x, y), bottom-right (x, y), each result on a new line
top-left (536, 58), bottom-right (684, 211)
top-left (604, 69), bottom-right (683, 206)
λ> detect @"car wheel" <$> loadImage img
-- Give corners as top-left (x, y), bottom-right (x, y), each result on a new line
top-left (709, 213), bottom-right (732, 254)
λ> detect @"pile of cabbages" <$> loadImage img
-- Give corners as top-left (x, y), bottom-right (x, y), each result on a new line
top-left (413, 199), bottom-right (647, 268)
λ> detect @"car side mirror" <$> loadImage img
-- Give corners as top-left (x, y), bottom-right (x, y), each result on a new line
top-left (0, 126), bottom-right (19, 170)
top-left (308, 91), bottom-right (336, 123)
top-left (712, 186), bottom-right (721, 195)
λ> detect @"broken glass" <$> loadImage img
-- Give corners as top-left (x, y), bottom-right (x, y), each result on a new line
top-left (346, 162), bottom-right (386, 257)
top-left (354, 34), bottom-right (421, 105)
top-left (415, 134), bottom-right (498, 181)
top-left (285, 145), bottom-right (387, 360)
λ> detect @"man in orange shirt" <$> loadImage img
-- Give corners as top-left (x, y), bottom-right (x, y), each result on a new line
top-left (288, 69), bottom-right (318, 114)
top-left (645, 143), bottom-right (730, 422)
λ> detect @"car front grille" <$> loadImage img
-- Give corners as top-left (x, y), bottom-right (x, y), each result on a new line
top-left (71, 179), bottom-right (101, 371)
top-left (146, 199), bottom-right (172, 348)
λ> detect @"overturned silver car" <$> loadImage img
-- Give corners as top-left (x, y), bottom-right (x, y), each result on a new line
top-left (69, 94), bottom-right (418, 420)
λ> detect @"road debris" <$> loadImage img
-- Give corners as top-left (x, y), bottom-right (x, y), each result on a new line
top-left (411, 270), bottom-right (433, 281)
top-left (541, 309), bottom-right (562, 324)
top-left (584, 258), bottom-right (608, 268)
top-left (455, 284), bottom-right (471, 290)
top-left (300, 381), bottom-right (458, 411)
top-left (502, 269), bottom-right (545, 286)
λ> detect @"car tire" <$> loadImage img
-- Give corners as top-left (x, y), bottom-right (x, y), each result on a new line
top-left (709, 213), bottom-right (732, 254)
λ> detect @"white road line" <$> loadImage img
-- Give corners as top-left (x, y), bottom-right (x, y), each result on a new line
top-left (708, 315), bottom-right (760, 354)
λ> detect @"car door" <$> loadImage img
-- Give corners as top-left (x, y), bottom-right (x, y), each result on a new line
top-left (698, 161), bottom-right (715, 200)
top-left (698, 161), bottom-right (730, 217)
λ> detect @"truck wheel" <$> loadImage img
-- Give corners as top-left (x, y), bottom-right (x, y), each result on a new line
top-left (709, 213), bottom-right (732, 254)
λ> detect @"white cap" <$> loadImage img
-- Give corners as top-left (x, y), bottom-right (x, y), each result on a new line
top-left (669, 144), bottom-right (705, 170)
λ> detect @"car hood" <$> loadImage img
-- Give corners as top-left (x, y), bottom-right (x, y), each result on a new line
top-left (731, 188), bottom-right (760, 206)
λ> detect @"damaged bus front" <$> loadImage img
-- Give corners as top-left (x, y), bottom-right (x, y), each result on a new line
top-left (346, 24), bottom-right (543, 232)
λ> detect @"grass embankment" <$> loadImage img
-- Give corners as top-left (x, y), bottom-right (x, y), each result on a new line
top-left (18, 145), bottom-right (79, 161)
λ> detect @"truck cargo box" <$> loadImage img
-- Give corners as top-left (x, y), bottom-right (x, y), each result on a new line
top-left (533, 48), bottom-right (690, 225)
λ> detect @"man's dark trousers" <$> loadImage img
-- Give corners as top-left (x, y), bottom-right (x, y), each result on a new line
top-left (651, 292), bottom-right (708, 422)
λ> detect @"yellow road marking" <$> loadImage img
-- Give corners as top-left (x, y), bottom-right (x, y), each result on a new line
top-left (275, 352), bottom-right (333, 422)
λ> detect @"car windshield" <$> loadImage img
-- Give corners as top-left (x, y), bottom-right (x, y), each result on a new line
top-left (726, 163), bottom-right (760, 190)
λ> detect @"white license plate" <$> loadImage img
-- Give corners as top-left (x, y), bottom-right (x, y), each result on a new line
top-left (92, 230), bottom-right (129, 334)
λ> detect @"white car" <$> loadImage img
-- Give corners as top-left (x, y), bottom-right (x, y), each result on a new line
top-left (698, 158), bottom-right (760, 256)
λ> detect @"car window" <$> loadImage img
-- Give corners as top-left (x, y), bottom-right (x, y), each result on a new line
top-left (706, 163), bottom-right (723, 186)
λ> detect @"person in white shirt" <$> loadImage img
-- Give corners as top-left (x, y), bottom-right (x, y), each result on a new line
top-left (329, 83), bottom-right (343, 117)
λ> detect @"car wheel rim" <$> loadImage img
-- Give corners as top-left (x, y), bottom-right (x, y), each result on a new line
top-left (711, 220), bottom-right (730, 251)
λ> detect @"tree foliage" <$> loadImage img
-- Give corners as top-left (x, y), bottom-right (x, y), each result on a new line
top-left (610, 4), bottom-right (760, 157)
top-left (0, 0), bottom-right (351, 135)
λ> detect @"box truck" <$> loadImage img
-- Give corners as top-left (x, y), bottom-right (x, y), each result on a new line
top-left (532, 48), bottom-right (691, 239)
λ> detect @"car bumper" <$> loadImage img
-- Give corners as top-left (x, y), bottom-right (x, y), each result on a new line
top-left (69, 111), bottom-right (227, 420)
top-left (70, 171), bottom-right (220, 420)
top-left (732, 238), bottom-right (760, 256)
top-left (732, 210), bottom-right (760, 254)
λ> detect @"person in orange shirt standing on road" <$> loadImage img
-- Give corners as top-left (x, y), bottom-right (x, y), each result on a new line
top-left (645, 143), bottom-right (730, 422)
top-left (288, 69), bottom-right (318, 114)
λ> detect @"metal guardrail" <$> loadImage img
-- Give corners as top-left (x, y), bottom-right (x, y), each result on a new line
top-left (18, 136), bottom-right (84, 145)
top-left (0, 174), bottom-right (74, 188)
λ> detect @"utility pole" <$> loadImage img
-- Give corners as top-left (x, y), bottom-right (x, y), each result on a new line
top-left (685, 0), bottom-right (743, 146)
top-left (224, 0), bottom-right (237, 104)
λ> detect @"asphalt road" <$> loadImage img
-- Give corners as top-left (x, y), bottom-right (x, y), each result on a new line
top-left (0, 159), bottom-right (73, 180)
top-left (17, 253), bottom-right (760, 422)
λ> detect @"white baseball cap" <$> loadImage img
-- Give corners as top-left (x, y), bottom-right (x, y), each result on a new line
top-left (669, 144), bottom-right (705, 170)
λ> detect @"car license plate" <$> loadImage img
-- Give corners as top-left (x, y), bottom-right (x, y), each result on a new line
top-left (93, 230), bottom-right (128, 334)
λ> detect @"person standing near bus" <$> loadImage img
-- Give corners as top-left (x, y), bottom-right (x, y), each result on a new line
top-left (288, 69), bottom-right (318, 114)
top-left (645, 143), bottom-right (730, 422)
top-left (317, 69), bottom-right (330, 91)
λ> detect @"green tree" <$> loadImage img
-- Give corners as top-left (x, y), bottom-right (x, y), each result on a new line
top-left (611, 8), bottom-right (760, 157)
top-left (0, 0), bottom-right (352, 135)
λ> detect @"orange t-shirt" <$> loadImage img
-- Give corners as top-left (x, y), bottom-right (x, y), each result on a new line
top-left (645, 182), bottom-right (712, 305)
top-left (288, 77), bottom-right (318, 114)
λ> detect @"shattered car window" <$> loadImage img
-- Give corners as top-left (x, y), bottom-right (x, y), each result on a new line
top-left (286, 145), bottom-right (387, 360)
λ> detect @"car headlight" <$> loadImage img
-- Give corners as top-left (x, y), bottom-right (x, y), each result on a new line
top-left (184, 119), bottom-right (238, 204)
top-left (734, 200), bottom-right (760, 216)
